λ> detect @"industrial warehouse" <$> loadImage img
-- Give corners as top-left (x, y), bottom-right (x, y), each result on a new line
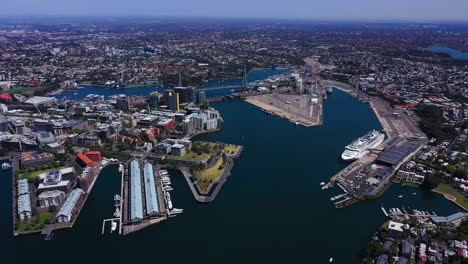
top-left (121, 159), bottom-right (180, 235)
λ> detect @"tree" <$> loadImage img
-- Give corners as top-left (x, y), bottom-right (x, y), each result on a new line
top-left (462, 120), bottom-right (468, 130)
top-left (457, 219), bottom-right (468, 239)
top-left (454, 168), bottom-right (467, 179)
top-left (366, 240), bottom-right (384, 258)
top-left (447, 165), bottom-right (457, 175)
top-left (421, 174), bottom-right (441, 190)
top-left (416, 105), bottom-right (458, 141)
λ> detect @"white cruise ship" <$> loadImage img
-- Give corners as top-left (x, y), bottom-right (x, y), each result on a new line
top-left (341, 130), bottom-right (385, 161)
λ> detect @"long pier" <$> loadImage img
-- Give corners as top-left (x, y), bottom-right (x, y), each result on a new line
top-left (381, 206), bottom-right (437, 219)
top-left (42, 224), bottom-right (55, 240)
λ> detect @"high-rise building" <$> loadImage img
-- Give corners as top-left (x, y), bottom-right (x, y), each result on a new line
top-left (174, 87), bottom-right (195, 104)
top-left (196, 91), bottom-right (206, 105)
top-left (189, 111), bottom-right (219, 131)
top-left (190, 113), bottom-right (206, 130)
top-left (163, 90), bottom-right (180, 112)
top-left (116, 95), bottom-right (129, 111)
top-left (187, 86), bottom-right (196, 103)
top-left (181, 118), bottom-right (194, 135)
top-left (148, 92), bottom-right (160, 109)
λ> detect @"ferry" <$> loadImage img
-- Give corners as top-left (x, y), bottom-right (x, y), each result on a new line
top-left (2, 162), bottom-right (12, 170)
top-left (341, 130), bottom-right (385, 161)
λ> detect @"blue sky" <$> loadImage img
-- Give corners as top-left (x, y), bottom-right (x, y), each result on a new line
top-left (4, 0), bottom-right (468, 21)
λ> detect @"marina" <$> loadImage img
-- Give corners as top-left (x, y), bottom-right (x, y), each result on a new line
top-left (381, 206), bottom-right (438, 219)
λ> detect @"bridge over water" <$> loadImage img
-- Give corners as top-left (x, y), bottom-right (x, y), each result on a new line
top-left (197, 85), bottom-right (244, 92)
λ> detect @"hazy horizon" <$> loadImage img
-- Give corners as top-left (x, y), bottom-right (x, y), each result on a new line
top-left (3, 0), bottom-right (468, 22)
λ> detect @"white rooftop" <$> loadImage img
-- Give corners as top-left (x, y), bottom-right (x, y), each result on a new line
top-left (388, 220), bottom-right (404, 232)
top-left (25, 96), bottom-right (56, 106)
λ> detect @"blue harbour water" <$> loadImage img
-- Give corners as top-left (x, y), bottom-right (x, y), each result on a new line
top-left (6, 89), bottom-right (460, 263)
top-left (425, 45), bottom-right (468, 60)
top-left (57, 68), bottom-right (292, 101)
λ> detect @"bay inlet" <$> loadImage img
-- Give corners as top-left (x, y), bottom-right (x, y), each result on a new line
top-left (6, 89), bottom-right (461, 263)
top-left (425, 45), bottom-right (468, 60)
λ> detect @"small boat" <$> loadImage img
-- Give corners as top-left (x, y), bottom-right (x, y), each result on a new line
top-left (2, 163), bottom-right (11, 170)
top-left (111, 221), bottom-right (117, 232)
top-left (413, 193), bottom-right (416, 195)
top-left (113, 207), bottom-right (120, 218)
top-left (114, 194), bottom-right (121, 207)
top-left (398, 195), bottom-right (403, 198)
top-left (73, 93), bottom-right (78, 95)
top-left (329, 257), bottom-right (333, 262)
top-left (230, 89), bottom-right (235, 92)
top-left (320, 182), bottom-right (326, 186)
top-left (171, 208), bottom-right (184, 214)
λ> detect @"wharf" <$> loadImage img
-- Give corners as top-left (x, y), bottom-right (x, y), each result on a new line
top-left (381, 206), bottom-right (437, 219)
top-left (245, 93), bottom-right (322, 127)
top-left (121, 160), bottom-right (168, 236)
top-left (42, 224), bottom-right (55, 240)
top-left (12, 157), bottom-right (117, 237)
top-left (325, 90), bottom-right (427, 208)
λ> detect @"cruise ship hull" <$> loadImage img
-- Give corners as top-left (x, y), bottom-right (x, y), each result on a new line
top-left (341, 133), bottom-right (385, 161)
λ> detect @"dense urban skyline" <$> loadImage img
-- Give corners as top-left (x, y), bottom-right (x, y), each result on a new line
top-left (3, 0), bottom-right (468, 22)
